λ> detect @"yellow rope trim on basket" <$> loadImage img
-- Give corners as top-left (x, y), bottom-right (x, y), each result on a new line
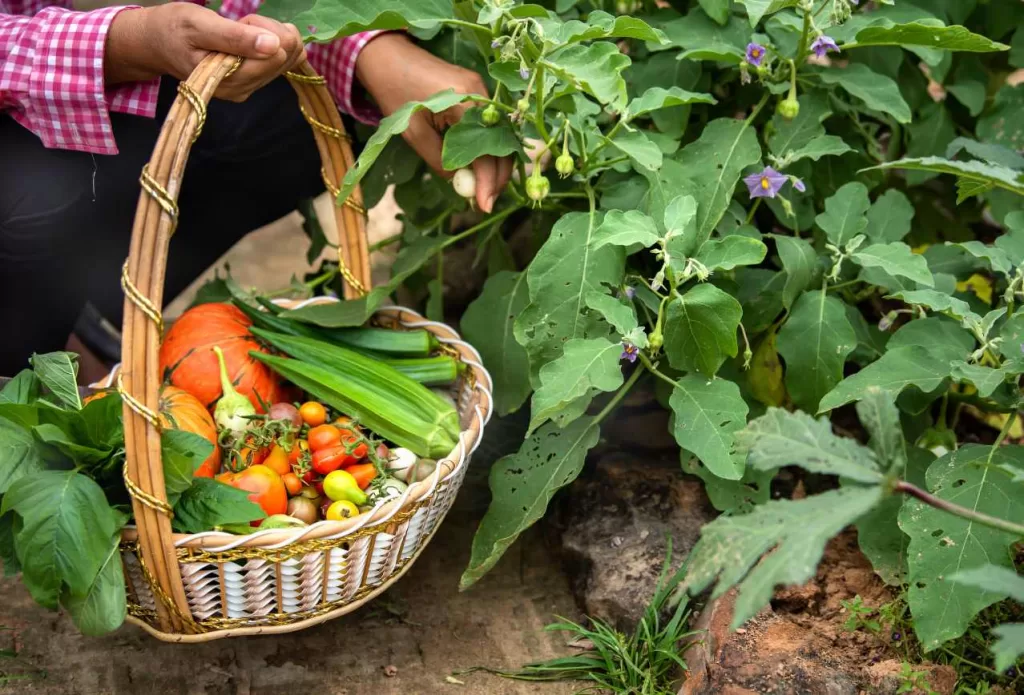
top-left (337, 260), bottom-right (367, 296)
top-left (175, 501), bottom-right (425, 564)
top-left (176, 82), bottom-right (207, 143)
top-left (122, 461), bottom-right (174, 517)
top-left (121, 260), bottom-right (164, 332)
top-left (116, 372), bottom-right (161, 429)
top-left (285, 71), bottom-right (326, 85)
top-left (224, 56), bottom-right (243, 79)
top-left (131, 542), bottom-right (206, 632)
top-left (319, 168), bottom-right (367, 217)
top-left (139, 164), bottom-right (179, 236)
top-left (299, 105), bottom-right (352, 142)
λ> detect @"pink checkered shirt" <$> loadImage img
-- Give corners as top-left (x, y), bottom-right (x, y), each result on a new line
top-left (0, 0), bottom-right (383, 154)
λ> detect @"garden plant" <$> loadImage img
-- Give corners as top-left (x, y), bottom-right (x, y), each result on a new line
top-left (1, 0), bottom-right (1022, 687)
top-left (252, 0), bottom-right (1024, 684)
top-left (251, 0), bottom-right (1024, 683)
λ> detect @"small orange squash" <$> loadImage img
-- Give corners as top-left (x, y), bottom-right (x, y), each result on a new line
top-left (159, 385), bottom-right (222, 478)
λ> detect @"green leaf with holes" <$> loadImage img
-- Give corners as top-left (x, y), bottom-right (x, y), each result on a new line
top-left (899, 445), bottom-right (1024, 651)
top-left (462, 417), bottom-right (601, 588)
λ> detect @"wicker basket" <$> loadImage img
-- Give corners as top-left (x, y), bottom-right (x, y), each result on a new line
top-left (110, 53), bottom-right (493, 642)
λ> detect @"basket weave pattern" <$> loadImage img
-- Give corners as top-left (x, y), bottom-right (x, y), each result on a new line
top-left (114, 53), bottom-right (492, 642)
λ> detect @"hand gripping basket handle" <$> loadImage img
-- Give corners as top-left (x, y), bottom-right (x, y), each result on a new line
top-left (119, 53), bottom-right (370, 634)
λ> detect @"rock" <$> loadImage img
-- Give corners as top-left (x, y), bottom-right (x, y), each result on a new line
top-left (554, 453), bottom-right (717, 629)
top-left (679, 532), bottom-right (957, 695)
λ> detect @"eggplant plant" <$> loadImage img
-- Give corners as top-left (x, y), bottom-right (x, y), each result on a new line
top-left (259, 0), bottom-right (1024, 676)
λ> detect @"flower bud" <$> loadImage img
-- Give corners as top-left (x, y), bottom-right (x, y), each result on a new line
top-left (778, 97), bottom-right (800, 121)
top-left (555, 152), bottom-right (574, 178)
top-left (481, 105), bottom-right (500, 126)
top-left (525, 173), bottom-right (550, 206)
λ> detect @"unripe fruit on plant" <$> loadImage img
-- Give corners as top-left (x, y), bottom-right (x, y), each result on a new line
top-left (481, 105), bottom-right (500, 126)
top-left (452, 168), bottom-right (476, 200)
top-left (778, 97), bottom-right (800, 121)
top-left (517, 97), bottom-right (530, 113)
top-left (525, 173), bottom-right (550, 206)
top-left (555, 152), bottom-right (574, 178)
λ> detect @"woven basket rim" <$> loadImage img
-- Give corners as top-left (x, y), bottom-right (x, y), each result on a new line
top-left (101, 300), bottom-right (493, 551)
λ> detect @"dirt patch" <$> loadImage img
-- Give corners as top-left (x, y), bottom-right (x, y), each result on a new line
top-left (681, 530), bottom-right (957, 695)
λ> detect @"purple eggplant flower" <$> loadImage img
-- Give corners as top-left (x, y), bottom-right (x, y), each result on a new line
top-left (746, 42), bottom-right (767, 67)
top-left (620, 342), bottom-right (639, 363)
top-left (811, 35), bottom-right (840, 58)
top-left (744, 166), bottom-right (788, 199)
top-left (623, 286), bottom-right (636, 300)
top-left (519, 66), bottom-right (530, 80)
top-left (491, 39), bottom-right (501, 48)
top-left (792, 177), bottom-right (806, 193)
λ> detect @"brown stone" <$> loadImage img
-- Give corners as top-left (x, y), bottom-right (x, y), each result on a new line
top-left (555, 453), bottom-right (717, 629)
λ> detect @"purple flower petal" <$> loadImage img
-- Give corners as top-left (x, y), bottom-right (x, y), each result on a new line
top-left (519, 66), bottom-right (530, 80)
top-left (491, 39), bottom-right (501, 48)
top-left (620, 342), bottom-right (639, 363)
top-left (743, 166), bottom-right (788, 199)
top-left (623, 286), bottom-right (636, 300)
top-left (746, 43), bottom-right (766, 67)
top-left (792, 177), bottom-right (806, 193)
top-left (811, 35), bottom-right (840, 58)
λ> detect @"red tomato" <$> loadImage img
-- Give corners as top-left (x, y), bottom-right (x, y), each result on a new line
top-left (216, 464), bottom-right (287, 519)
top-left (299, 401), bottom-right (327, 427)
top-left (307, 424), bottom-right (342, 452)
top-left (312, 445), bottom-right (356, 475)
top-left (346, 462), bottom-right (377, 490)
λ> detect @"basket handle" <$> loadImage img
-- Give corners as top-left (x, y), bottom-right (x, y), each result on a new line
top-left (118, 53), bottom-right (370, 634)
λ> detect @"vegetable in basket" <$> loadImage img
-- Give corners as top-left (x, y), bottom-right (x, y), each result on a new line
top-left (212, 345), bottom-right (256, 439)
top-left (158, 303), bottom-right (284, 411)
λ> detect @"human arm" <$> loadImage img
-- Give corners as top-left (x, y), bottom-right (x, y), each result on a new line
top-left (0, 1), bottom-right (302, 153)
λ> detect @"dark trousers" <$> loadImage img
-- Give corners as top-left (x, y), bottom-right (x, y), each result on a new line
top-left (0, 76), bottom-right (328, 375)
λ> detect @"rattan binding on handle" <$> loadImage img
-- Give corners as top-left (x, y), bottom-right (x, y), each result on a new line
top-left (120, 54), bottom-right (371, 635)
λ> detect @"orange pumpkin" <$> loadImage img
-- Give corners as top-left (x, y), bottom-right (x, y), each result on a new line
top-left (159, 385), bottom-right (222, 478)
top-left (158, 303), bottom-right (283, 412)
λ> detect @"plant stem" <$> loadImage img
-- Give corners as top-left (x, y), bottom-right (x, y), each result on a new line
top-left (745, 93), bottom-right (770, 128)
top-left (593, 366), bottom-right (644, 424)
top-left (795, 3), bottom-right (813, 65)
top-left (988, 410), bottom-right (1017, 460)
top-left (441, 18), bottom-right (494, 36)
top-left (368, 233), bottom-right (402, 253)
top-left (746, 199), bottom-right (762, 224)
top-left (894, 480), bottom-right (1024, 538)
top-left (534, 64), bottom-right (551, 142)
top-left (445, 205), bottom-right (522, 247)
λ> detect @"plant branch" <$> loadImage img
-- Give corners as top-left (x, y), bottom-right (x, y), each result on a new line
top-left (894, 480), bottom-right (1024, 538)
top-left (593, 365), bottom-right (644, 424)
top-left (445, 205), bottom-right (522, 247)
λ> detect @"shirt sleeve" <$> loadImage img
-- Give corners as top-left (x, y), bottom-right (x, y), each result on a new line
top-left (304, 31), bottom-right (387, 126)
top-left (0, 4), bottom-right (159, 154)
